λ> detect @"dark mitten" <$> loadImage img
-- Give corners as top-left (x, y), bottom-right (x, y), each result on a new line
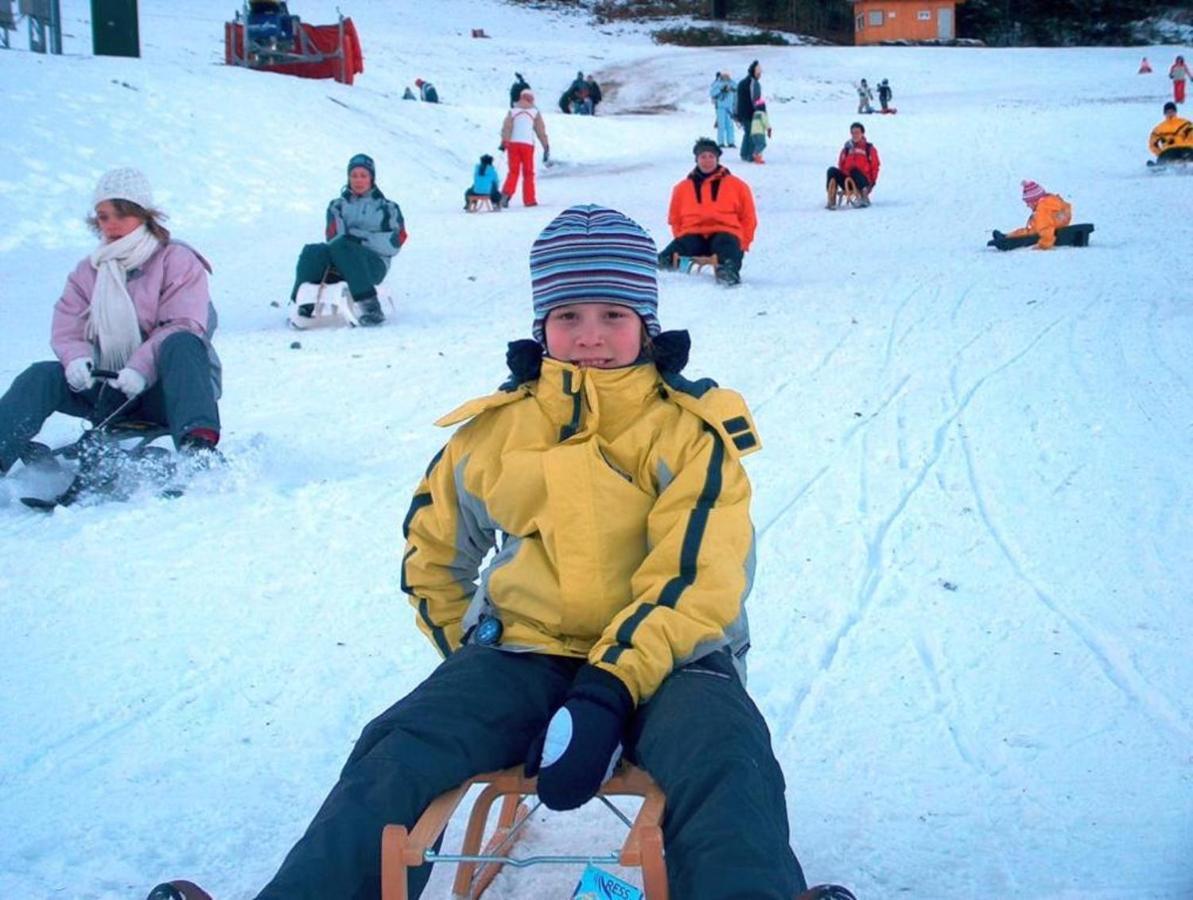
top-left (524, 664), bottom-right (633, 811)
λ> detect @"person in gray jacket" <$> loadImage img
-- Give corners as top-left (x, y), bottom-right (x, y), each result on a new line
top-left (291, 154), bottom-right (407, 326)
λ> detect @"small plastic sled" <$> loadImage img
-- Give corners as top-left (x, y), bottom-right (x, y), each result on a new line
top-left (288, 282), bottom-right (394, 329)
top-left (879, 107), bottom-right (898, 115)
top-left (987, 223), bottom-right (1094, 251)
top-left (671, 252), bottom-right (718, 276)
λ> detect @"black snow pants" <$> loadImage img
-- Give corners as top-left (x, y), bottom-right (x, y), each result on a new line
top-left (256, 644), bottom-right (805, 900)
top-left (658, 232), bottom-right (744, 275)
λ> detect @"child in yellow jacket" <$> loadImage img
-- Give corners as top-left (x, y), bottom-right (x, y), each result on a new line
top-left (999, 180), bottom-right (1072, 250)
top-left (231, 205), bottom-right (862, 900)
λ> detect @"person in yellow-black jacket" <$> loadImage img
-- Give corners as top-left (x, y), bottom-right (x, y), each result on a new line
top-left (1148, 101), bottom-right (1193, 165)
top-left (243, 206), bottom-right (827, 900)
top-left (991, 179), bottom-right (1073, 250)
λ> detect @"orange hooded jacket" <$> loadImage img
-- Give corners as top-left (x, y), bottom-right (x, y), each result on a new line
top-left (668, 167), bottom-right (757, 251)
top-left (1009, 194), bottom-right (1072, 250)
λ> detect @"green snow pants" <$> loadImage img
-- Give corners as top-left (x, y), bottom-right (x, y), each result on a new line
top-left (291, 236), bottom-right (387, 302)
top-left (255, 644), bottom-right (806, 900)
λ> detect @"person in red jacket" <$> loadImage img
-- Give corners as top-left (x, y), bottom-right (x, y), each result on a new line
top-left (658, 137), bottom-right (757, 286)
top-left (825, 122), bottom-right (881, 209)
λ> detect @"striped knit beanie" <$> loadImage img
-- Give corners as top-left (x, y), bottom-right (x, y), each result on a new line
top-left (1021, 179), bottom-right (1046, 204)
top-left (530, 205), bottom-right (660, 344)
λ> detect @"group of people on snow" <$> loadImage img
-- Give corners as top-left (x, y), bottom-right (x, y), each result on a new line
top-left (9, 39), bottom-right (1187, 900)
top-left (558, 70), bottom-right (602, 115)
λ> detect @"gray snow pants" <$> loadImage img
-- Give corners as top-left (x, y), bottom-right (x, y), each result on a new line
top-left (292, 236), bottom-right (388, 303)
top-left (0, 332), bottom-right (220, 474)
top-left (256, 644), bottom-right (805, 900)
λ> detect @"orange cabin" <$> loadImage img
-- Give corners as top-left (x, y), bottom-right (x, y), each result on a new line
top-left (851, 0), bottom-right (965, 45)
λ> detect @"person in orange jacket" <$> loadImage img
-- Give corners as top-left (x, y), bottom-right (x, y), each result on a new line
top-left (992, 180), bottom-right (1072, 250)
top-left (657, 137), bottom-right (757, 286)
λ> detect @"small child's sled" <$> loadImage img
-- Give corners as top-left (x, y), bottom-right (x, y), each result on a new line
top-left (987, 223), bottom-right (1095, 251)
top-left (289, 281), bottom-right (360, 329)
top-left (671, 252), bottom-right (718, 275)
top-left (288, 282), bottom-right (394, 329)
top-left (465, 193), bottom-right (498, 212)
top-left (381, 763), bottom-right (668, 899)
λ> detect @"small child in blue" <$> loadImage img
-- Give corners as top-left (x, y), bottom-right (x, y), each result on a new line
top-left (464, 154), bottom-right (503, 210)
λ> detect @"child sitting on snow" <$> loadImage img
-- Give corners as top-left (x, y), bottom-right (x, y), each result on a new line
top-left (990, 180), bottom-right (1073, 250)
top-left (464, 154), bottom-right (503, 210)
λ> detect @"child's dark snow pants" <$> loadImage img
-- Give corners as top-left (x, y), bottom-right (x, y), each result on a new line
top-left (0, 333), bottom-right (220, 472)
top-left (255, 644), bottom-right (805, 900)
top-left (291, 235), bottom-right (387, 303)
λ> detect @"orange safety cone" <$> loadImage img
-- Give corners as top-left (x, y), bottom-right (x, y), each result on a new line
top-left (1139, 56), bottom-right (1153, 74)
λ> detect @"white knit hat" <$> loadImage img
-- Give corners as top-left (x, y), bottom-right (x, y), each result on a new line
top-left (93, 167), bottom-right (154, 210)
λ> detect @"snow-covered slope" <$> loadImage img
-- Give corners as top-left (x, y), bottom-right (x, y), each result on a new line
top-left (1, 2), bottom-right (1190, 898)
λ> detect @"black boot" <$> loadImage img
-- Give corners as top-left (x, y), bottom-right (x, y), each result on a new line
top-left (355, 297), bottom-right (385, 326)
top-left (715, 260), bottom-right (741, 286)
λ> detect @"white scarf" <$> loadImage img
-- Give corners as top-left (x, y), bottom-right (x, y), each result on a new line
top-left (85, 225), bottom-right (161, 371)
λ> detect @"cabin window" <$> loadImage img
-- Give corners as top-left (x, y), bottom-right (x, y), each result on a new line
top-left (917, 9), bottom-right (932, 20)
top-left (868, 10), bottom-right (884, 25)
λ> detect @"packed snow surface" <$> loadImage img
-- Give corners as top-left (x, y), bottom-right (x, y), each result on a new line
top-left (1, 2), bottom-right (1190, 898)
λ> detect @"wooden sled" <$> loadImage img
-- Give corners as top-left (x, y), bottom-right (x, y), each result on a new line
top-left (465, 194), bottom-right (496, 213)
top-left (826, 176), bottom-right (866, 210)
top-left (671, 252), bottom-right (718, 275)
top-left (380, 763), bottom-right (668, 900)
top-left (987, 223), bottom-right (1095, 251)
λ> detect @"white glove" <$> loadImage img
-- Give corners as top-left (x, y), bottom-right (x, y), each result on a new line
top-left (113, 367), bottom-right (146, 398)
top-left (65, 358), bottom-right (95, 393)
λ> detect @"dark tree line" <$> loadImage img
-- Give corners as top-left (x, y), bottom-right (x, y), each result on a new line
top-left (709, 0), bottom-right (1178, 45)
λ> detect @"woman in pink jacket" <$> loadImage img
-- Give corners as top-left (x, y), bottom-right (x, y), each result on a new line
top-left (0, 168), bottom-right (222, 477)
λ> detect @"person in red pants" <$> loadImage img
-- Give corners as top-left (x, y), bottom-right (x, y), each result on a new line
top-left (499, 89), bottom-right (550, 207)
top-left (1170, 55), bottom-right (1189, 105)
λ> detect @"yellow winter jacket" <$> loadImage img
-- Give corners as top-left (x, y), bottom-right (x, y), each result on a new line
top-left (401, 351), bottom-right (761, 706)
top-left (1009, 194), bottom-right (1072, 250)
top-left (1149, 115), bottom-right (1193, 156)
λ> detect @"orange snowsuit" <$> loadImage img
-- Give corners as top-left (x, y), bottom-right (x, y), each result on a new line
top-left (667, 167), bottom-right (757, 251)
top-left (1008, 194), bottom-right (1072, 250)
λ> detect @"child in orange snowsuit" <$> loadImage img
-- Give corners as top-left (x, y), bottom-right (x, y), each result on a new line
top-left (1002, 180), bottom-right (1072, 250)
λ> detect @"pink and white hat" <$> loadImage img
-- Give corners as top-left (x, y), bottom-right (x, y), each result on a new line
top-left (1021, 180), bottom-right (1046, 204)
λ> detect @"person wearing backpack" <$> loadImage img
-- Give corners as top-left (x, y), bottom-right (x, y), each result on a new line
top-left (735, 60), bottom-right (762, 162)
top-left (825, 122), bottom-right (881, 209)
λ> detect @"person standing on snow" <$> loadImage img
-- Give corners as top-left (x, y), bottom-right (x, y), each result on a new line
top-left (826, 122), bottom-right (881, 208)
top-left (749, 100), bottom-right (772, 164)
top-left (150, 204), bottom-right (863, 900)
top-left (855, 79), bottom-right (875, 114)
top-left (0, 167), bottom-right (223, 476)
top-left (877, 78), bottom-right (894, 112)
top-left (735, 60), bottom-right (763, 162)
top-left (990, 180), bottom-right (1073, 251)
top-left (710, 71), bottom-right (737, 148)
top-left (499, 89), bottom-right (550, 208)
top-left (585, 73), bottom-right (603, 114)
top-left (1148, 101), bottom-right (1193, 163)
top-left (290, 154), bottom-right (407, 327)
top-left (1169, 55), bottom-right (1190, 106)
top-left (658, 137), bottom-right (757, 286)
